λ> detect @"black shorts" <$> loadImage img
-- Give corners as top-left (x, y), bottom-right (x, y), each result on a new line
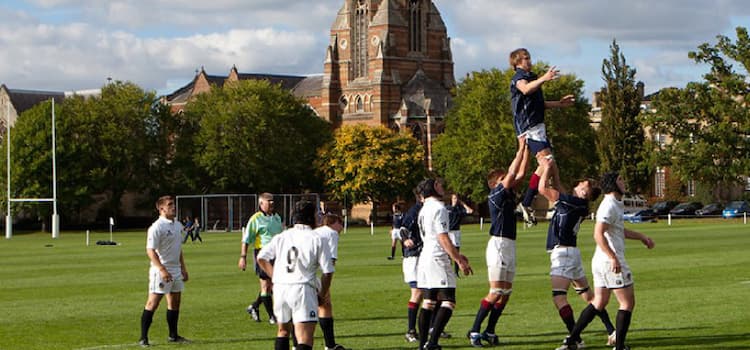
top-left (254, 259), bottom-right (274, 281)
top-left (422, 287), bottom-right (456, 303)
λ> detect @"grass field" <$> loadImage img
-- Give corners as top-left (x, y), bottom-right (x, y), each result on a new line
top-left (0, 218), bottom-right (748, 350)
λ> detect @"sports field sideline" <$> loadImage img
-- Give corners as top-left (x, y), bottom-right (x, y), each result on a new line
top-left (0, 219), bottom-right (748, 349)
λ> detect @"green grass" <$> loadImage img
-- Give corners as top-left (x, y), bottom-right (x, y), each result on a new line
top-left (1, 218), bottom-right (749, 349)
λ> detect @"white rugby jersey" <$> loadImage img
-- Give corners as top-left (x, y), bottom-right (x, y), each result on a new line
top-left (257, 224), bottom-right (335, 285)
top-left (313, 225), bottom-right (339, 261)
top-left (593, 194), bottom-right (627, 262)
top-left (418, 197), bottom-right (450, 259)
top-left (146, 216), bottom-right (184, 272)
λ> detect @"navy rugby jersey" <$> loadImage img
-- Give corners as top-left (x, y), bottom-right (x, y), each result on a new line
top-left (510, 68), bottom-right (546, 135)
top-left (400, 202), bottom-right (423, 257)
top-left (545, 193), bottom-right (590, 251)
top-left (446, 204), bottom-right (468, 231)
top-left (488, 184), bottom-right (517, 239)
top-left (392, 212), bottom-right (403, 229)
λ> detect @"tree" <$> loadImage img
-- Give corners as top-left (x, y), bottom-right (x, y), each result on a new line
top-left (184, 79), bottom-right (332, 193)
top-left (433, 66), bottom-right (597, 203)
top-left (315, 124), bottom-right (425, 206)
top-left (0, 82), bottom-right (160, 224)
top-left (643, 27), bottom-right (750, 197)
top-left (596, 39), bottom-right (650, 193)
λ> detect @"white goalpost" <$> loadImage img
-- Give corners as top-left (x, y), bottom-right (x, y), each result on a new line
top-left (5, 99), bottom-right (59, 239)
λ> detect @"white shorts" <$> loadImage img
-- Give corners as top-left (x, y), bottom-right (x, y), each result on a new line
top-left (402, 256), bottom-right (418, 284)
top-left (486, 236), bottom-right (516, 282)
top-left (448, 230), bottom-right (461, 247)
top-left (521, 123), bottom-right (549, 143)
top-left (417, 255), bottom-right (456, 289)
top-left (391, 228), bottom-right (401, 240)
top-left (273, 283), bottom-right (319, 324)
top-left (549, 246), bottom-right (586, 280)
top-left (148, 266), bottom-right (184, 294)
top-left (591, 258), bottom-right (633, 289)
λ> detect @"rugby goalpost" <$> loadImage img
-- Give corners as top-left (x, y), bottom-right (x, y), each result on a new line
top-left (5, 99), bottom-right (59, 239)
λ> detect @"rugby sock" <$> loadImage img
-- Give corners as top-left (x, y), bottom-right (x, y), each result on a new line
top-left (274, 336), bottom-right (289, 350)
top-left (558, 304), bottom-right (575, 333)
top-left (166, 309), bottom-right (179, 338)
top-left (428, 307), bottom-right (453, 346)
top-left (296, 344), bottom-right (313, 350)
top-left (251, 292), bottom-right (262, 310)
top-left (407, 301), bottom-right (419, 331)
top-left (522, 174), bottom-right (540, 207)
top-left (484, 300), bottom-right (506, 334)
top-left (261, 293), bottom-right (274, 318)
top-left (418, 307), bottom-right (434, 348)
top-left (319, 317), bottom-right (336, 348)
top-left (390, 246), bottom-right (396, 259)
top-left (599, 308), bottom-right (615, 334)
top-left (140, 309), bottom-right (154, 340)
top-left (569, 304), bottom-right (598, 343)
top-left (470, 299), bottom-right (492, 333)
top-left (615, 309), bottom-right (632, 350)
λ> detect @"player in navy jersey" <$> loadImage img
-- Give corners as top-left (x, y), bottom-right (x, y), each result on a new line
top-left (398, 190), bottom-right (424, 343)
top-left (509, 48), bottom-right (575, 227)
top-left (467, 136), bottom-right (529, 347)
top-left (537, 158), bottom-right (616, 347)
top-left (388, 202), bottom-right (404, 260)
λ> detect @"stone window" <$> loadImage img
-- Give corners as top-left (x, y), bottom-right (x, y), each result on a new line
top-left (353, 0), bottom-right (369, 78)
top-left (356, 96), bottom-right (364, 112)
top-left (409, 0), bottom-right (424, 53)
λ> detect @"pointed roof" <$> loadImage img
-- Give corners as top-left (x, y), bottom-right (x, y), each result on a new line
top-left (1, 84), bottom-right (65, 115)
top-left (400, 69), bottom-right (451, 117)
top-left (371, 0), bottom-right (407, 27)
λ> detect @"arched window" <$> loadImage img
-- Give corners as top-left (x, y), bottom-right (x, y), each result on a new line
top-left (353, 0), bottom-right (369, 78)
top-left (356, 96), bottom-right (364, 112)
top-left (409, 0), bottom-right (423, 52)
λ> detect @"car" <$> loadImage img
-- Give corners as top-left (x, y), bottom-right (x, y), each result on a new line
top-left (722, 200), bottom-right (750, 218)
top-left (624, 209), bottom-right (657, 223)
top-left (651, 200), bottom-right (679, 217)
top-left (696, 203), bottom-right (723, 216)
top-left (669, 201), bottom-right (703, 217)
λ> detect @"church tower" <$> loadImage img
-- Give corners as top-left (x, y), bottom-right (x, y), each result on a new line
top-left (320, 0), bottom-right (454, 129)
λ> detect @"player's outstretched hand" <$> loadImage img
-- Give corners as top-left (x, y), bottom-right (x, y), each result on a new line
top-left (559, 94), bottom-right (575, 107)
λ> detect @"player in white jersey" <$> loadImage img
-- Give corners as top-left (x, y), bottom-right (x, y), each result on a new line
top-left (556, 172), bottom-right (655, 350)
top-left (138, 196), bottom-right (190, 347)
top-left (257, 201), bottom-right (335, 350)
top-left (416, 178), bottom-right (473, 350)
top-left (314, 214), bottom-right (349, 350)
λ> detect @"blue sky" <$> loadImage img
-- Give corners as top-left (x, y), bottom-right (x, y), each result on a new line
top-left (1, 0), bottom-right (748, 101)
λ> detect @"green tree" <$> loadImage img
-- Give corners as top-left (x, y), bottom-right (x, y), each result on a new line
top-left (184, 79), bottom-right (331, 193)
top-left (596, 39), bottom-right (650, 193)
top-left (315, 124), bottom-right (424, 206)
top-left (433, 66), bottom-right (597, 203)
top-left (1, 82), bottom-right (160, 224)
top-left (643, 27), bottom-right (750, 197)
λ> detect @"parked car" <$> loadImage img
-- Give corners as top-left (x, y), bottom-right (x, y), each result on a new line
top-left (623, 194), bottom-right (648, 214)
top-left (624, 209), bottom-right (657, 223)
top-left (651, 200), bottom-right (679, 217)
top-left (722, 200), bottom-right (750, 218)
top-left (696, 203), bottom-right (723, 216)
top-left (669, 201), bottom-right (703, 217)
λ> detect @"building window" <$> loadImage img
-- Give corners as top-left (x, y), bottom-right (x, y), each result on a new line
top-left (356, 96), bottom-right (364, 112)
top-left (353, 0), bottom-right (369, 78)
top-left (409, 0), bottom-right (423, 52)
top-left (655, 167), bottom-right (666, 198)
